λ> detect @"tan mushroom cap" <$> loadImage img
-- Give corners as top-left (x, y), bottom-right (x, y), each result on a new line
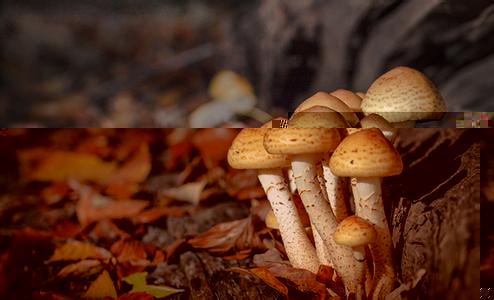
top-left (263, 109), bottom-right (342, 155)
top-left (330, 89), bottom-right (363, 112)
top-left (361, 66), bottom-right (446, 123)
top-left (329, 128), bottom-right (403, 177)
top-left (209, 70), bottom-right (255, 100)
top-left (346, 114), bottom-right (398, 142)
top-left (333, 215), bottom-right (377, 247)
top-left (294, 92), bottom-right (360, 127)
top-left (290, 106), bottom-right (349, 128)
top-left (228, 128), bottom-right (291, 169)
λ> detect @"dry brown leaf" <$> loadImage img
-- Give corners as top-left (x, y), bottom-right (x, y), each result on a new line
top-left (56, 259), bottom-right (102, 278)
top-left (104, 143), bottom-right (152, 198)
top-left (192, 128), bottom-right (238, 169)
top-left (71, 180), bottom-right (149, 227)
top-left (188, 216), bottom-right (266, 255)
top-left (48, 240), bottom-right (112, 262)
top-left (132, 206), bottom-right (195, 223)
top-left (250, 267), bottom-right (289, 296)
top-left (118, 291), bottom-right (155, 300)
top-left (85, 270), bottom-right (117, 299)
top-left (18, 148), bottom-right (117, 182)
top-left (89, 219), bottom-right (132, 241)
top-left (160, 180), bottom-right (207, 205)
top-left (263, 262), bottom-right (330, 299)
top-left (110, 239), bottom-right (164, 268)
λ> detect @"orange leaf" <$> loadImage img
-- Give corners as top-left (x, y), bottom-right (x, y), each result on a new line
top-left (188, 216), bottom-right (266, 255)
top-left (250, 267), bottom-right (288, 296)
top-left (192, 128), bottom-right (238, 168)
top-left (264, 262), bottom-right (330, 298)
top-left (160, 180), bottom-right (207, 205)
top-left (18, 148), bottom-right (117, 182)
top-left (48, 240), bottom-right (112, 262)
top-left (71, 180), bottom-right (149, 227)
top-left (132, 206), bottom-right (195, 223)
top-left (104, 144), bottom-right (152, 194)
top-left (110, 239), bottom-right (163, 268)
top-left (85, 270), bottom-right (117, 299)
top-left (56, 259), bottom-right (102, 278)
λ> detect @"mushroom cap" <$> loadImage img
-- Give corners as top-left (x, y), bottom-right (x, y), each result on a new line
top-left (330, 89), bottom-right (363, 112)
top-left (361, 66), bottom-right (446, 123)
top-left (329, 128), bottom-right (403, 177)
top-left (263, 109), bottom-right (342, 155)
top-left (209, 70), bottom-right (255, 100)
top-left (228, 128), bottom-right (291, 169)
top-left (294, 92), bottom-right (360, 127)
top-left (333, 215), bottom-right (377, 247)
top-left (289, 106), bottom-right (349, 128)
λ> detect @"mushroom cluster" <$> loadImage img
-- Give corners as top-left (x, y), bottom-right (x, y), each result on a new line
top-left (227, 66), bottom-right (446, 299)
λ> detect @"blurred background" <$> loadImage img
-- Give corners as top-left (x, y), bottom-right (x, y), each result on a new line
top-left (1, 0), bottom-right (493, 127)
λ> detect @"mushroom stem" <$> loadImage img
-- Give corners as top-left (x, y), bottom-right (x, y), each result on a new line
top-left (257, 168), bottom-right (320, 273)
top-left (350, 177), bottom-right (395, 299)
top-left (291, 154), bottom-right (365, 297)
top-left (321, 153), bottom-right (349, 222)
top-left (312, 222), bottom-right (333, 267)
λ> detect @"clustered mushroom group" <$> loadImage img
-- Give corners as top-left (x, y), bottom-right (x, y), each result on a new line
top-left (227, 66), bottom-right (447, 300)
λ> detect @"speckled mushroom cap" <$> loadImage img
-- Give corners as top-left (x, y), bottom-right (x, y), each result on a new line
top-left (333, 215), bottom-right (377, 247)
top-left (228, 127), bottom-right (291, 169)
top-left (330, 89), bottom-right (363, 112)
top-left (361, 66), bottom-right (446, 123)
top-left (294, 92), bottom-right (360, 127)
top-left (263, 107), bottom-right (342, 155)
top-left (329, 128), bottom-right (403, 177)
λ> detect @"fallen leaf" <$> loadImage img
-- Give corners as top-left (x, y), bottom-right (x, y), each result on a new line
top-left (88, 219), bottom-right (131, 241)
top-left (48, 240), bottom-right (112, 262)
top-left (110, 239), bottom-right (164, 269)
top-left (192, 128), bottom-right (238, 169)
top-left (56, 259), bottom-right (102, 278)
top-left (18, 148), bottom-right (117, 182)
top-left (160, 180), bottom-right (207, 205)
top-left (118, 291), bottom-right (154, 300)
top-left (188, 216), bottom-right (266, 255)
top-left (85, 270), bottom-right (117, 299)
top-left (262, 262), bottom-right (330, 299)
top-left (122, 272), bottom-right (184, 298)
top-left (132, 206), bottom-right (195, 223)
top-left (104, 143), bottom-right (152, 198)
top-left (250, 267), bottom-right (288, 296)
top-left (71, 180), bottom-right (149, 227)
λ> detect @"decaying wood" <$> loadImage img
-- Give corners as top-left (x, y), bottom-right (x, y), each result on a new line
top-left (223, 0), bottom-right (494, 111)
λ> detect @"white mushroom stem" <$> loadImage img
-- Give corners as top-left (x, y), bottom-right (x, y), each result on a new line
top-left (350, 177), bottom-right (395, 299)
top-left (291, 154), bottom-right (365, 297)
top-left (312, 223), bottom-right (333, 267)
top-left (257, 168), bottom-right (320, 273)
top-left (321, 153), bottom-right (349, 222)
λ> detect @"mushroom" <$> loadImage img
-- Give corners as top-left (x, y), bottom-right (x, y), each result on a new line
top-left (333, 215), bottom-right (376, 262)
top-left (228, 124), bottom-right (320, 273)
top-left (329, 128), bottom-right (403, 299)
top-left (347, 114), bottom-right (398, 143)
top-left (264, 110), bottom-right (365, 297)
top-left (330, 89), bottom-right (363, 112)
top-left (360, 66), bottom-right (447, 127)
top-left (294, 92), bottom-right (360, 127)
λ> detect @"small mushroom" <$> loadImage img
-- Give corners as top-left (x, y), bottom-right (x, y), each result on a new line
top-left (333, 215), bottom-right (376, 262)
top-left (294, 92), bottom-right (360, 127)
top-left (347, 114), bottom-right (398, 143)
top-left (329, 128), bottom-right (403, 299)
top-left (330, 89), bottom-right (363, 112)
top-left (361, 66), bottom-right (447, 127)
top-left (228, 125), bottom-right (319, 273)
